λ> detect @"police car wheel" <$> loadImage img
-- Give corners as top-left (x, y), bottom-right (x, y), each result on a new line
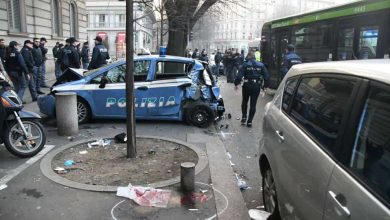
top-left (77, 98), bottom-right (91, 124)
top-left (186, 103), bottom-right (214, 128)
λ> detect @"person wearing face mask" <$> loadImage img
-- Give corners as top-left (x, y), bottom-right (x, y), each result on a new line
top-left (88, 36), bottom-right (110, 70)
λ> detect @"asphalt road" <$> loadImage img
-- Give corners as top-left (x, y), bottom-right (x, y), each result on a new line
top-left (0, 73), bottom-right (274, 219)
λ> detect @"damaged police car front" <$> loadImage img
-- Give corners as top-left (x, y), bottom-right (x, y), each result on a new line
top-left (37, 55), bottom-right (225, 127)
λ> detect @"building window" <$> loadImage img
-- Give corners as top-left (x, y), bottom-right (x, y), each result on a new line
top-left (69, 2), bottom-right (78, 37)
top-left (97, 14), bottom-right (107, 28)
top-left (52, 0), bottom-right (62, 36)
top-left (7, 0), bottom-right (22, 32)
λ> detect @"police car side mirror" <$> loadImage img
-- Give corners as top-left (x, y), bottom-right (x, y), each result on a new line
top-left (99, 76), bottom-right (108, 89)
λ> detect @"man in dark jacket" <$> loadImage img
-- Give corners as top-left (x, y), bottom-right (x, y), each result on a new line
top-left (234, 51), bottom-right (270, 127)
top-left (223, 49), bottom-right (234, 83)
top-left (21, 40), bottom-right (37, 101)
top-left (0, 39), bottom-right (5, 66)
top-left (39, 38), bottom-right (49, 87)
top-left (214, 49), bottom-right (222, 76)
top-left (81, 42), bottom-right (90, 69)
top-left (281, 44), bottom-right (302, 79)
top-left (68, 37), bottom-right (81, 69)
top-left (31, 38), bottom-right (44, 95)
top-left (88, 36), bottom-right (109, 70)
top-left (52, 42), bottom-right (62, 79)
top-left (5, 41), bottom-right (31, 102)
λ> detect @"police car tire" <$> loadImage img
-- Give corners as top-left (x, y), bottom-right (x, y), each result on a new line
top-left (186, 102), bottom-right (214, 128)
top-left (77, 98), bottom-right (91, 124)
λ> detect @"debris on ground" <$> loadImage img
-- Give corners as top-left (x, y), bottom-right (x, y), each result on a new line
top-left (115, 133), bottom-right (127, 143)
top-left (227, 113), bottom-right (232, 119)
top-left (181, 192), bottom-right (210, 205)
top-left (235, 173), bottom-right (249, 190)
top-left (67, 136), bottom-right (74, 141)
top-left (246, 156), bottom-right (251, 159)
top-left (236, 117), bottom-right (240, 120)
top-left (188, 209), bottom-right (199, 211)
top-left (200, 189), bottom-right (208, 193)
top-left (0, 184), bottom-right (8, 191)
top-left (248, 209), bottom-right (271, 220)
top-left (225, 124), bottom-right (229, 129)
top-left (117, 184), bottom-right (172, 208)
top-left (54, 167), bottom-right (67, 174)
top-left (64, 160), bottom-right (75, 167)
top-left (79, 150), bottom-right (88, 155)
top-left (87, 139), bottom-right (111, 148)
top-left (226, 152), bottom-right (232, 159)
top-left (148, 149), bottom-right (156, 155)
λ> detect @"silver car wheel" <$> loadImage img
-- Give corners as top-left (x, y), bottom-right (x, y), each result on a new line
top-left (77, 101), bottom-right (87, 122)
top-left (263, 168), bottom-right (277, 213)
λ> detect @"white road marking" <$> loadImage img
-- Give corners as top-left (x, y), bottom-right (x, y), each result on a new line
top-left (111, 199), bottom-right (126, 220)
top-left (0, 145), bottom-right (55, 187)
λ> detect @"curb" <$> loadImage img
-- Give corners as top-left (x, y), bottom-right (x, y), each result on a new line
top-left (40, 135), bottom-right (208, 192)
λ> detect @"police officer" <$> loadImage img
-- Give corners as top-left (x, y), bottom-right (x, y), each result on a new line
top-left (224, 49), bottom-right (234, 83)
top-left (21, 40), bottom-right (38, 102)
top-left (281, 44), bottom-right (302, 79)
top-left (80, 42), bottom-right (90, 69)
top-left (39, 37), bottom-right (49, 87)
top-left (0, 39), bottom-right (5, 66)
top-left (234, 51), bottom-right (269, 127)
top-left (68, 37), bottom-right (81, 69)
top-left (88, 36), bottom-right (110, 70)
top-left (52, 42), bottom-right (62, 79)
top-left (31, 38), bottom-right (44, 95)
top-left (58, 39), bottom-right (71, 72)
top-left (4, 41), bottom-right (31, 102)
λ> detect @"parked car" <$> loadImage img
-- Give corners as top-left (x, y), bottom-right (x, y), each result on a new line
top-left (259, 59), bottom-right (390, 219)
top-left (38, 55), bottom-right (225, 127)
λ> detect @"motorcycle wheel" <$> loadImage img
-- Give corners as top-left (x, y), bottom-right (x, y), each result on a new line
top-left (4, 119), bottom-right (46, 158)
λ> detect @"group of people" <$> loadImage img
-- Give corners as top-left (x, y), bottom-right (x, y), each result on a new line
top-left (0, 37), bottom-right (50, 104)
top-left (0, 36), bottom-right (110, 103)
top-left (234, 44), bottom-right (301, 127)
top-left (53, 35), bottom-right (110, 79)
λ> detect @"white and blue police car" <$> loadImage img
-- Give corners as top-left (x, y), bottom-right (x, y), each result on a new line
top-left (37, 55), bottom-right (225, 127)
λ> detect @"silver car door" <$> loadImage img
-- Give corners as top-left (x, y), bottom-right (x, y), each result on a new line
top-left (275, 75), bottom-right (358, 219)
top-left (324, 82), bottom-right (390, 220)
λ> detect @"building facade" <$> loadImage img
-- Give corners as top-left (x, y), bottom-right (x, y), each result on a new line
top-left (0, 0), bottom-right (87, 72)
top-left (86, 1), bottom-right (156, 58)
top-left (191, 0), bottom-right (354, 54)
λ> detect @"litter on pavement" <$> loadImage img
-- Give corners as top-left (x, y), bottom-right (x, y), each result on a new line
top-left (248, 209), bottom-right (271, 220)
top-left (115, 133), bottom-right (127, 143)
top-left (0, 184), bottom-right (8, 190)
top-left (64, 160), bottom-right (75, 167)
top-left (54, 167), bottom-right (67, 174)
top-left (117, 184), bottom-right (172, 208)
top-left (79, 150), bottom-right (88, 155)
top-left (87, 139), bottom-right (111, 148)
top-left (235, 173), bottom-right (250, 190)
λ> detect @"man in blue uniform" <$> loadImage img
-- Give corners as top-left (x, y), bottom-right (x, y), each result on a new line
top-left (234, 51), bottom-right (269, 127)
top-left (281, 44), bottom-right (302, 79)
top-left (88, 36), bottom-right (110, 70)
top-left (21, 40), bottom-right (38, 102)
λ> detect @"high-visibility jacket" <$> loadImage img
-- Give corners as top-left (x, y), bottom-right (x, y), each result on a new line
top-left (255, 51), bottom-right (261, 62)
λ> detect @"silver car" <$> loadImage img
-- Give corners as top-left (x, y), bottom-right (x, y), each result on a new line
top-left (259, 59), bottom-right (390, 219)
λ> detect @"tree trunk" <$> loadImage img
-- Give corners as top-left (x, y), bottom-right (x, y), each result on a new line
top-left (167, 25), bottom-right (187, 56)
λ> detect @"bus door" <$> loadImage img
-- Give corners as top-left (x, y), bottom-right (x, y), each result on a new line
top-left (275, 30), bottom-right (290, 85)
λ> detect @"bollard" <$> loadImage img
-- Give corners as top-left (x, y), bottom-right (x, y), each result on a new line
top-left (56, 92), bottom-right (78, 136)
top-left (181, 162), bottom-right (195, 192)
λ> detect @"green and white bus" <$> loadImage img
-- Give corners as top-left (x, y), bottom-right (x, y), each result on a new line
top-left (261, 0), bottom-right (390, 88)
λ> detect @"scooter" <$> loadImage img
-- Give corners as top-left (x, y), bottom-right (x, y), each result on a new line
top-left (0, 76), bottom-right (46, 158)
